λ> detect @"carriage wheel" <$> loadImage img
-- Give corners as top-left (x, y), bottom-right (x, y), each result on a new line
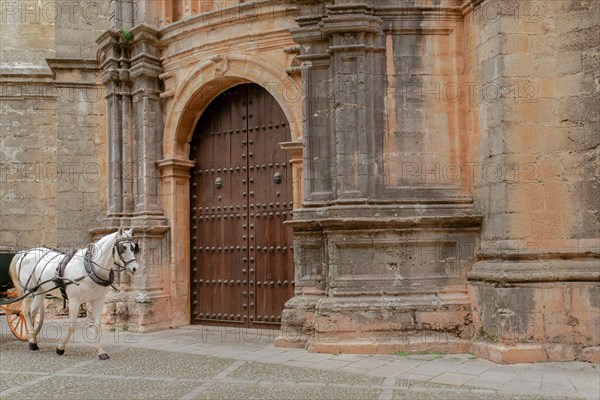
top-left (5, 298), bottom-right (44, 341)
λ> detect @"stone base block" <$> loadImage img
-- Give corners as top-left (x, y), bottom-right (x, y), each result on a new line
top-left (274, 335), bottom-right (308, 349)
top-left (277, 294), bottom-right (321, 348)
top-left (467, 261), bottom-right (599, 363)
top-left (581, 346), bottom-right (600, 363)
top-left (471, 342), bottom-right (546, 364)
top-left (278, 293), bottom-right (475, 355)
top-left (311, 295), bottom-right (473, 341)
top-left (471, 342), bottom-right (600, 364)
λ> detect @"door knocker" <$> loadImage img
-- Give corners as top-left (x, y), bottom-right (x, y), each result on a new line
top-left (273, 172), bottom-right (282, 184)
top-left (215, 177), bottom-right (223, 188)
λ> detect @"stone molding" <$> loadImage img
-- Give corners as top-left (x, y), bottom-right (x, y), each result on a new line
top-left (157, 158), bottom-right (196, 178)
top-left (286, 215), bottom-right (483, 231)
top-left (159, 1), bottom-right (299, 44)
top-left (46, 58), bottom-right (100, 73)
top-left (468, 259), bottom-right (600, 284)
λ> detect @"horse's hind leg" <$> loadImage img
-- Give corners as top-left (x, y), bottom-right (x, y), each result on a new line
top-left (22, 296), bottom-right (40, 351)
top-left (56, 300), bottom-right (80, 356)
top-left (90, 299), bottom-right (109, 360)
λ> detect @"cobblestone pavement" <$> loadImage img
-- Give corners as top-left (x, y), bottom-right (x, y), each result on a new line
top-left (0, 319), bottom-right (598, 400)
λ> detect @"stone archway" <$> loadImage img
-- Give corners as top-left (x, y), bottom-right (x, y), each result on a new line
top-left (157, 55), bottom-right (302, 327)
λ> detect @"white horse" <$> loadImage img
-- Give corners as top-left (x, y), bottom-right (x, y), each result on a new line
top-left (8, 228), bottom-right (139, 359)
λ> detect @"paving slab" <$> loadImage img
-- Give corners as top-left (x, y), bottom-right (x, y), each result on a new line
top-left (366, 364), bottom-right (413, 378)
top-left (349, 358), bottom-right (392, 370)
top-left (429, 372), bottom-right (475, 386)
top-left (311, 359), bottom-right (353, 371)
top-left (1, 320), bottom-right (599, 400)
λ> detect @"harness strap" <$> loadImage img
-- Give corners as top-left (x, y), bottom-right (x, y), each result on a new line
top-left (54, 250), bottom-right (77, 301)
top-left (22, 250), bottom-right (63, 292)
top-left (84, 245), bottom-right (114, 287)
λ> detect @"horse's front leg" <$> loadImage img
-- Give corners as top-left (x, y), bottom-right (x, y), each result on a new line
top-left (56, 300), bottom-right (80, 355)
top-left (90, 299), bottom-right (109, 360)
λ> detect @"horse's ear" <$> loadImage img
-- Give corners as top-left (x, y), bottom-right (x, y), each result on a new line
top-left (126, 228), bottom-right (134, 236)
top-left (118, 227), bottom-right (123, 236)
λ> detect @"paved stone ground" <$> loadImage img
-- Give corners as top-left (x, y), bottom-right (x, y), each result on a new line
top-left (0, 318), bottom-right (598, 399)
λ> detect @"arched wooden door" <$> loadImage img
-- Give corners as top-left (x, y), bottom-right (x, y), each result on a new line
top-left (189, 83), bottom-right (294, 328)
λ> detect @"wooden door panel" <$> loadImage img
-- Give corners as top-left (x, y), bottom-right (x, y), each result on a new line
top-left (191, 84), bottom-right (293, 328)
top-left (246, 85), bottom-right (294, 327)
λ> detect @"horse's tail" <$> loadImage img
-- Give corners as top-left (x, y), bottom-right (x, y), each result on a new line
top-left (9, 253), bottom-right (23, 295)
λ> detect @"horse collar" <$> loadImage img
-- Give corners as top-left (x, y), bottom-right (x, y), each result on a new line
top-left (84, 244), bottom-right (114, 287)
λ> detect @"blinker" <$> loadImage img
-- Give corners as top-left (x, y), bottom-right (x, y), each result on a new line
top-left (116, 240), bottom-right (140, 255)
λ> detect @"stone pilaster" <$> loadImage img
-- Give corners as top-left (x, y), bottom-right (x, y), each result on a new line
top-left (129, 24), bottom-right (166, 225)
top-left (279, 0), bottom-right (482, 352)
top-left (97, 30), bottom-right (126, 224)
top-left (290, 0), bottom-right (335, 204)
top-left (96, 24), bottom-right (169, 331)
top-left (321, 3), bottom-right (385, 200)
top-left (97, 25), bottom-right (168, 229)
top-left (157, 158), bottom-right (197, 329)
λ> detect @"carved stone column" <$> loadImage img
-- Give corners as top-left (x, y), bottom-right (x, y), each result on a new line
top-left (97, 30), bottom-right (126, 225)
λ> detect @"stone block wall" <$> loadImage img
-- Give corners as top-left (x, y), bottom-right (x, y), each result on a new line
top-left (465, 0), bottom-right (600, 362)
top-left (1, 0), bottom-right (108, 251)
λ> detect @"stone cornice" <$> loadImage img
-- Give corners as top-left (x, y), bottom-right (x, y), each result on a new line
top-left (130, 23), bottom-right (160, 41)
top-left (157, 158), bottom-right (196, 179)
top-left (95, 29), bottom-right (120, 46)
top-left (46, 58), bottom-right (100, 72)
top-left (476, 249), bottom-right (600, 261)
top-left (90, 224), bottom-right (170, 238)
top-left (280, 140), bottom-right (304, 152)
top-left (157, 158), bottom-right (196, 168)
top-left (0, 74), bottom-right (53, 83)
top-left (286, 215), bottom-right (482, 231)
top-left (322, 14), bottom-right (383, 36)
top-left (469, 259), bottom-right (600, 284)
top-left (159, 1), bottom-right (299, 45)
top-left (160, 29), bottom-right (294, 72)
top-left (294, 0), bottom-right (466, 27)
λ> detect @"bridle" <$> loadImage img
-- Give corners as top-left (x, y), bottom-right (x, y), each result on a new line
top-left (112, 238), bottom-right (140, 272)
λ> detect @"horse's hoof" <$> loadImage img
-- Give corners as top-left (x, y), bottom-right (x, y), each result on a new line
top-left (98, 353), bottom-right (110, 360)
top-left (29, 343), bottom-right (39, 351)
top-left (56, 348), bottom-right (65, 356)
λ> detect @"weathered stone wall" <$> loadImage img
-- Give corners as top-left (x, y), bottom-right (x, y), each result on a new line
top-left (465, 0), bottom-right (600, 362)
top-left (2, 0), bottom-right (597, 363)
top-left (1, 0), bottom-right (108, 251)
top-left (1, 0), bottom-right (57, 247)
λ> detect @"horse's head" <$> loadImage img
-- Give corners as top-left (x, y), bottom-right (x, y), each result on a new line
top-left (114, 228), bottom-right (140, 274)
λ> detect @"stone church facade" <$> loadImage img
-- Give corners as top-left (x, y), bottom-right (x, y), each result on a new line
top-left (1, 0), bottom-right (598, 363)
